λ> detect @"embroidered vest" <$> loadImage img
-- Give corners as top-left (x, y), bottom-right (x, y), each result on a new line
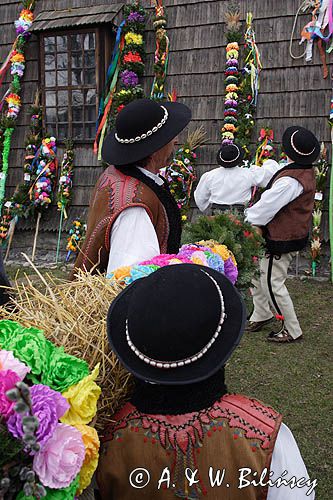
top-left (97, 394), bottom-right (282, 500)
top-left (264, 165), bottom-right (315, 254)
top-left (73, 166), bottom-right (181, 275)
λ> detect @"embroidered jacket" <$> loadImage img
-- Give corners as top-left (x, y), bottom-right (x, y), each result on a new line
top-left (97, 394), bottom-right (282, 500)
top-left (73, 166), bottom-right (181, 275)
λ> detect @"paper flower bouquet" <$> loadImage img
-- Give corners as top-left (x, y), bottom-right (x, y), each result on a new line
top-left (107, 240), bottom-right (238, 285)
top-left (0, 320), bottom-right (101, 499)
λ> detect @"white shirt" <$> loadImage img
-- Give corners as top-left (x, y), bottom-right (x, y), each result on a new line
top-left (268, 423), bottom-right (315, 499)
top-left (194, 160), bottom-right (281, 212)
top-left (106, 168), bottom-right (163, 273)
top-left (245, 176), bottom-right (303, 226)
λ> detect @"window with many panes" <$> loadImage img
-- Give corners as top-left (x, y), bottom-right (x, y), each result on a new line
top-left (40, 30), bottom-right (99, 142)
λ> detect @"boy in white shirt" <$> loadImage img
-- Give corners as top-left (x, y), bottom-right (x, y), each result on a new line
top-left (194, 143), bottom-right (281, 212)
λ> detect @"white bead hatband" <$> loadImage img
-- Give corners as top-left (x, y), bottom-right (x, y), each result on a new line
top-left (126, 269), bottom-right (226, 369)
top-left (290, 130), bottom-right (316, 156)
top-left (115, 106), bottom-right (169, 144)
top-left (219, 144), bottom-right (241, 163)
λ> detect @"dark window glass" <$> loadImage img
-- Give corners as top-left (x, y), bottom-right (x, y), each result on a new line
top-left (41, 30), bottom-right (97, 142)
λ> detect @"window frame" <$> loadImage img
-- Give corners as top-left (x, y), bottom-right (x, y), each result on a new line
top-left (39, 26), bottom-right (113, 145)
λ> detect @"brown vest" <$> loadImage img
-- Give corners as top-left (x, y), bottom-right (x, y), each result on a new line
top-left (265, 166), bottom-right (315, 254)
top-left (73, 166), bottom-right (171, 275)
top-left (97, 394), bottom-right (282, 500)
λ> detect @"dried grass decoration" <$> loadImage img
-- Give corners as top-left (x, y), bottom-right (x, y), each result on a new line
top-left (0, 260), bottom-right (131, 432)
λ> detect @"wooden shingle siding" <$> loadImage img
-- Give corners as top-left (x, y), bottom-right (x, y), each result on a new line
top-left (0, 0), bottom-right (331, 242)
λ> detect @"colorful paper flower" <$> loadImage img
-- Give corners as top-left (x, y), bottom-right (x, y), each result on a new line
top-left (123, 51), bottom-right (143, 64)
top-left (61, 364), bottom-right (101, 425)
top-left (0, 326), bottom-right (49, 382)
top-left (120, 69), bottom-right (139, 87)
top-left (0, 369), bottom-right (20, 419)
top-left (226, 42), bottom-right (239, 51)
top-left (42, 346), bottom-right (89, 393)
top-left (0, 320), bottom-right (26, 346)
top-left (125, 32), bottom-right (143, 45)
top-left (8, 384), bottom-right (69, 449)
top-left (127, 11), bottom-right (146, 23)
top-left (0, 350), bottom-right (31, 380)
top-left (74, 424), bottom-right (100, 495)
top-left (33, 423), bottom-right (85, 489)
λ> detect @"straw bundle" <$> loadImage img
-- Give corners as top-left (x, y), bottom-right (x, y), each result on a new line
top-left (0, 266), bottom-right (132, 431)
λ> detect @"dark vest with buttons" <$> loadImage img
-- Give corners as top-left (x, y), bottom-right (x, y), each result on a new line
top-left (263, 163), bottom-right (315, 254)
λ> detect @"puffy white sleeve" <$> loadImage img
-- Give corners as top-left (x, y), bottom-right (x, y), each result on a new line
top-left (248, 160), bottom-right (281, 188)
top-left (245, 177), bottom-right (303, 226)
top-left (107, 206), bottom-right (160, 273)
top-left (194, 172), bottom-right (213, 212)
top-left (267, 423), bottom-right (316, 499)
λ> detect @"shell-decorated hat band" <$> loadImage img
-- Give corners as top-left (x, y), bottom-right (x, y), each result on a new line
top-left (126, 270), bottom-right (226, 369)
top-left (115, 106), bottom-right (169, 144)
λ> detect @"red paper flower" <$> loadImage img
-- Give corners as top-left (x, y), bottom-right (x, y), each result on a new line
top-left (123, 52), bottom-right (142, 64)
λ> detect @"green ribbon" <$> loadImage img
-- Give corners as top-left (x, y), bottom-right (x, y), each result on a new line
top-left (0, 127), bottom-right (14, 212)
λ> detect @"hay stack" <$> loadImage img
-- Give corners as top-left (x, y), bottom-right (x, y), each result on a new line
top-left (0, 267), bottom-right (132, 431)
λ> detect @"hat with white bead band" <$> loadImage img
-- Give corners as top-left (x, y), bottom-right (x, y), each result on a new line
top-left (107, 264), bottom-right (246, 385)
top-left (282, 126), bottom-right (320, 166)
top-left (101, 98), bottom-right (192, 166)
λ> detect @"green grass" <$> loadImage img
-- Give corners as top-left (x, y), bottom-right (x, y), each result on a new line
top-left (228, 278), bottom-right (332, 499)
top-left (3, 267), bottom-right (332, 497)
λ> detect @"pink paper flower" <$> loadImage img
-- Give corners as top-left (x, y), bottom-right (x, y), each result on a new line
top-left (33, 423), bottom-right (85, 489)
top-left (140, 254), bottom-right (178, 267)
top-left (0, 369), bottom-right (20, 419)
top-left (0, 350), bottom-right (31, 380)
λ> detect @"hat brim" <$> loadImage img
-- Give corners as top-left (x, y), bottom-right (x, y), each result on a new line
top-left (101, 102), bottom-right (192, 166)
top-left (107, 266), bottom-right (246, 385)
top-left (282, 126), bottom-right (320, 165)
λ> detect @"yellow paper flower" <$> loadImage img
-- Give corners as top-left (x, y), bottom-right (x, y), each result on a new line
top-left (74, 424), bottom-right (100, 495)
top-left (225, 92), bottom-right (238, 100)
top-left (125, 32), bottom-right (143, 45)
top-left (182, 215), bottom-right (187, 221)
top-left (11, 53), bottom-right (25, 63)
top-left (168, 258), bottom-right (184, 264)
top-left (212, 244), bottom-right (232, 262)
top-left (61, 364), bottom-right (101, 425)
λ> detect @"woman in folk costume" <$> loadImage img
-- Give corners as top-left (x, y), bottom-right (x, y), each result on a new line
top-left (245, 126), bottom-right (320, 343)
top-left (194, 142), bottom-right (281, 213)
top-left (97, 265), bottom-right (315, 500)
top-left (72, 99), bottom-right (191, 277)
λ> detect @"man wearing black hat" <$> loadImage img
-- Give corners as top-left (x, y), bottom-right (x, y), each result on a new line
top-left (194, 143), bottom-right (280, 213)
top-left (245, 126), bottom-right (319, 343)
top-left (73, 98), bottom-right (191, 275)
top-left (97, 264), bottom-right (315, 499)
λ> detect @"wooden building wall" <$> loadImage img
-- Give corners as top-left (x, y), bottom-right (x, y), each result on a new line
top-left (0, 0), bottom-right (331, 253)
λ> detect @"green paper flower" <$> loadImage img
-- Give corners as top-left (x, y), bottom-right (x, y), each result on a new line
top-left (42, 347), bottom-right (89, 393)
top-left (15, 476), bottom-right (80, 500)
top-left (0, 320), bottom-right (25, 348)
top-left (44, 475), bottom-right (80, 499)
top-left (1, 324), bottom-right (50, 383)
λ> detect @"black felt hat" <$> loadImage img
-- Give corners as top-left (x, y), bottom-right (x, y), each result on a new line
top-left (282, 126), bottom-right (320, 165)
top-left (101, 98), bottom-right (191, 166)
top-left (216, 142), bottom-right (244, 168)
top-left (107, 264), bottom-right (246, 385)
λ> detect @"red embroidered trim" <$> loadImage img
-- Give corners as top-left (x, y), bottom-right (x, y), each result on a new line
top-left (104, 394), bottom-right (280, 455)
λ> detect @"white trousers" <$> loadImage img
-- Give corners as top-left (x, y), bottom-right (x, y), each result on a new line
top-left (250, 252), bottom-right (303, 339)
